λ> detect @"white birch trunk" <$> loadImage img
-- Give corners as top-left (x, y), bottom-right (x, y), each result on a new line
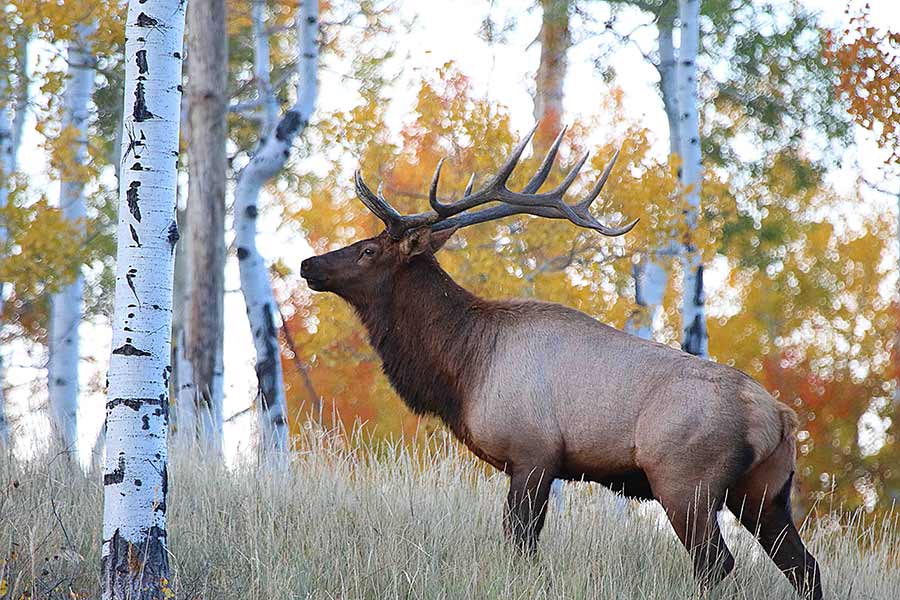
top-left (101, 1), bottom-right (186, 597)
top-left (236, 0), bottom-right (318, 455)
top-left (628, 14), bottom-right (678, 341)
top-left (48, 23), bottom-right (96, 455)
top-left (677, 0), bottom-right (708, 357)
top-left (0, 73), bottom-right (12, 449)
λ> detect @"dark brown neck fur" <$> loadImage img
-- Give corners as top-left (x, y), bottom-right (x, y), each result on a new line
top-left (350, 255), bottom-right (498, 435)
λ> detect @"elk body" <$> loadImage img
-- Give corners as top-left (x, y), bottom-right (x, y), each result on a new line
top-left (300, 126), bottom-right (822, 599)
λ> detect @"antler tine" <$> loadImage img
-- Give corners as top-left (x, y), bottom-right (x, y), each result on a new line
top-left (490, 122), bottom-right (539, 187)
top-left (428, 158), bottom-right (446, 213)
top-left (355, 170), bottom-right (402, 222)
top-left (522, 125), bottom-right (567, 194)
top-left (464, 173), bottom-right (475, 197)
top-left (576, 147), bottom-right (620, 211)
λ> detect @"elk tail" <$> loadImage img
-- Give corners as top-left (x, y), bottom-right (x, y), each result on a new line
top-left (778, 403), bottom-right (799, 442)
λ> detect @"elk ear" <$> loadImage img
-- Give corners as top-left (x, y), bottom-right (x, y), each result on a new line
top-left (400, 226), bottom-right (457, 257)
top-left (428, 226), bottom-right (458, 253)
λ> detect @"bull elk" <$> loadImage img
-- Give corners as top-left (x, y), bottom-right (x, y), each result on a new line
top-left (300, 125), bottom-right (822, 599)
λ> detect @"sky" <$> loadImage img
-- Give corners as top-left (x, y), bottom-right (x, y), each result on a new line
top-left (6, 0), bottom-right (900, 466)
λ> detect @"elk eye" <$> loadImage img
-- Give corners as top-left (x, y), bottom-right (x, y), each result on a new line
top-left (362, 248), bottom-right (375, 257)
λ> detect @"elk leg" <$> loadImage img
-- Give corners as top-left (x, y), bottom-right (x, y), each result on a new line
top-left (504, 465), bottom-right (554, 554)
top-left (656, 486), bottom-right (735, 588)
top-left (730, 473), bottom-right (822, 600)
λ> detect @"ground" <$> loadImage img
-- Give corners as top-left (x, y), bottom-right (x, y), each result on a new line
top-left (1, 426), bottom-right (898, 599)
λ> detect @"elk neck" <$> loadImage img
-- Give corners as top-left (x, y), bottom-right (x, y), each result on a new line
top-left (353, 255), bottom-right (498, 435)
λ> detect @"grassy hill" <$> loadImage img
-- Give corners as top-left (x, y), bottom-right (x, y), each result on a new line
top-left (2, 427), bottom-right (898, 599)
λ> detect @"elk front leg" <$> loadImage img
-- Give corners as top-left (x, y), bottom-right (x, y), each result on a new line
top-left (504, 465), bottom-right (555, 554)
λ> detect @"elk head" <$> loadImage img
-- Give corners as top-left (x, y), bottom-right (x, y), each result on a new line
top-left (300, 124), bottom-right (638, 304)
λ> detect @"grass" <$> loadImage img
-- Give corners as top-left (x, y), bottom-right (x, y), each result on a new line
top-left (2, 424), bottom-right (899, 599)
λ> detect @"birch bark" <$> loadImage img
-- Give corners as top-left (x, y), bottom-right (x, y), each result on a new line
top-left (48, 23), bottom-right (96, 454)
top-left (628, 11), bottom-right (678, 341)
top-left (677, 0), bottom-right (708, 357)
top-left (0, 71), bottom-right (12, 449)
top-left (235, 0), bottom-right (318, 454)
top-left (185, 0), bottom-right (227, 452)
top-left (100, 0), bottom-right (186, 596)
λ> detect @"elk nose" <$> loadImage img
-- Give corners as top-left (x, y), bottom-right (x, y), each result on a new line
top-left (300, 257), bottom-right (315, 278)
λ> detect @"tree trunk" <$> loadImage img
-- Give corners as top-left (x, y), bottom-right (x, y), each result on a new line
top-left (533, 0), bottom-right (570, 151)
top-left (627, 11), bottom-right (679, 342)
top-left (170, 203), bottom-right (197, 443)
top-left (533, 0), bottom-right (571, 508)
top-left (0, 71), bottom-right (11, 449)
top-left (677, 0), bottom-right (708, 357)
top-left (48, 23), bottom-right (96, 455)
top-left (236, 0), bottom-right (319, 455)
top-left (100, 1), bottom-right (186, 597)
top-left (185, 0), bottom-right (227, 453)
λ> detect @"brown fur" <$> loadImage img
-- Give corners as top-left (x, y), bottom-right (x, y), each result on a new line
top-left (300, 228), bottom-right (822, 600)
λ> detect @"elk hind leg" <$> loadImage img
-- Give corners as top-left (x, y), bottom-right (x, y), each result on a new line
top-left (504, 465), bottom-right (555, 554)
top-left (655, 480), bottom-right (736, 588)
top-left (731, 471), bottom-right (822, 600)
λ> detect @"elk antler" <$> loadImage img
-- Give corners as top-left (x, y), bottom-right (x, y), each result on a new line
top-left (354, 124), bottom-right (638, 239)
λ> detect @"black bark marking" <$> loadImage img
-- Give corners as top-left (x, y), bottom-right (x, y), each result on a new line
top-left (303, 52), bottom-right (315, 58)
top-left (255, 303), bottom-right (280, 410)
top-left (100, 526), bottom-right (170, 599)
top-left (683, 314), bottom-right (707, 356)
top-left (126, 181), bottom-right (142, 221)
top-left (123, 127), bottom-right (145, 161)
top-left (236, 247), bottom-right (249, 260)
top-left (130, 161), bottom-right (144, 170)
top-left (106, 397), bottom-right (166, 412)
top-left (693, 264), bottom-right (705, 305)
top-left (129, 224), bottom-right (141, 247)
top-left (136, 50), bottom-right (149, 74)
top-left (173, 52), bottom-right (181, 59)
top-left (103, 455), bottom-right (126, 485)
top-left (136, 12), bottom-right (158, 27)
top-left (245, 205), bottom-right (258, 219)
top-left (167, 220), bottom-right (179, 253)
top-left (142, 414), bottom-right (150, 430)
top-left (306, 16), bottom-right (316, 24)
top-left (126, 267), bottom-right (140, 304)
top-left (133, 81), bottom-right (155, 121)
top-left (134, 479), bottom-right (142, 487)
top-left (112, 343), bottom-right (152, 357)
top-left (275, 110), bottom-right (304, 142)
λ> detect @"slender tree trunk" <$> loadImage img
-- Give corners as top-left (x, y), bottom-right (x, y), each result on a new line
top-left (677, 0), bottom-right (708, 357)
top-left (171, 205), bottom-right (198, 442)
top-left (628, 12), bottom-right (678, 341)
top-left (533, 0), bottom-right (571, 508)
top-left (0, 72), bottom-right (12, 449)
top-left (185, 0), bottom-right (227, 453)
top-left (533, 0), bottom-right (569, 151)
top-left (48, 23), bottom-right (96, 455)
top-left (236, 0), bottom-right (319, 454)
top-left (0, 34), bottom-right (28, 449)
top-left (101, 1), bottom-right (186, 597)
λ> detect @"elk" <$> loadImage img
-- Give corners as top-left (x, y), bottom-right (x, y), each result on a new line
top-left (300, 125), bottom-right (822, 599)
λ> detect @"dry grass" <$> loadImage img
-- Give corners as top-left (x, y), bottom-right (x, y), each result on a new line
top-left (2, 426), bottom-right (899, 599)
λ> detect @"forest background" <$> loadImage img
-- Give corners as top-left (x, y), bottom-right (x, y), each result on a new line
top-left (2, 0), bottom-right (900, 518)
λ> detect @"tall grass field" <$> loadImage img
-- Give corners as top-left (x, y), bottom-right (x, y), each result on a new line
top-left (2, 426), bottom-right (898, 599)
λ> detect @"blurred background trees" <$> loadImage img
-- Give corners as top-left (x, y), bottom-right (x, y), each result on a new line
top-left (1, 0), bottom-right (898, 514)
